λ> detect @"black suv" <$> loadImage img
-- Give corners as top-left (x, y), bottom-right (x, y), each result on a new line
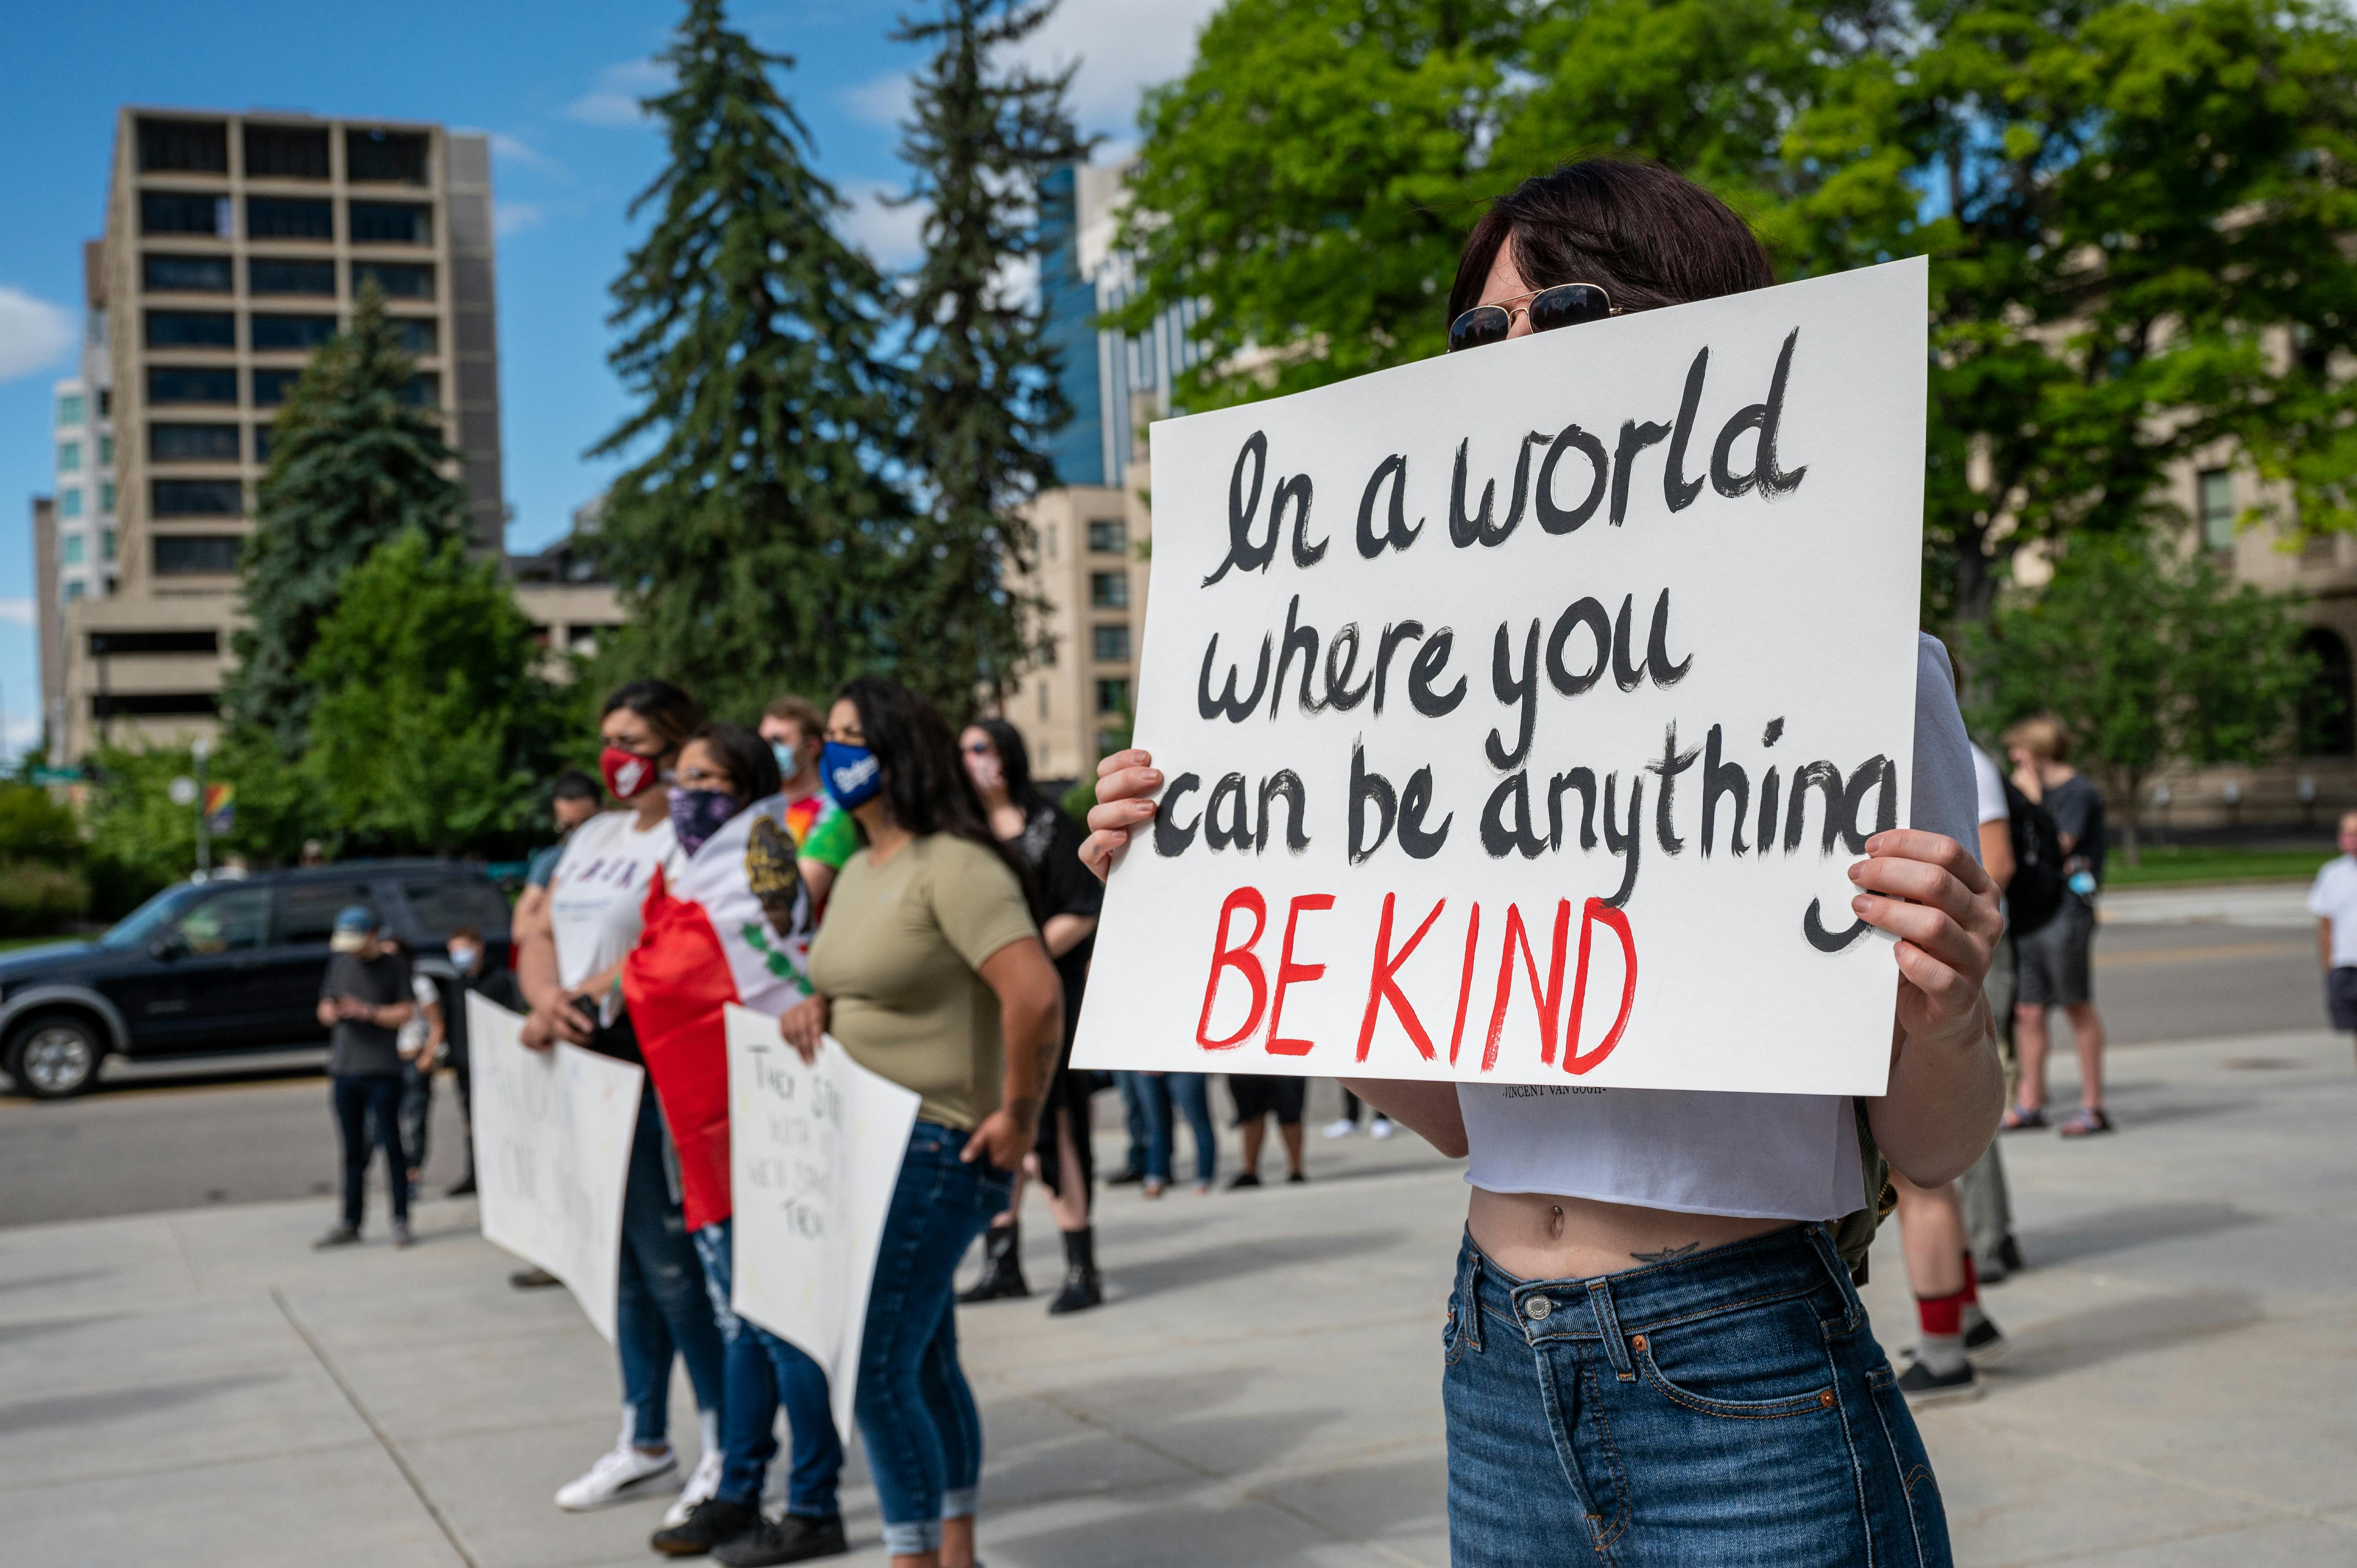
top-left (0, 860), bottom-right (512, 1099)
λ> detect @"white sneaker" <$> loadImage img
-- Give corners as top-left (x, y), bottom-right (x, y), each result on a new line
top-left (1321, 1118), bottom-right (1358, 1139)
top-left (1369, 1117), bottom-right (1395, 1140)
top-left (554, 1429), bottom-right (678, 1510)
top-left (661, 1444), bottom-right (725, 1527)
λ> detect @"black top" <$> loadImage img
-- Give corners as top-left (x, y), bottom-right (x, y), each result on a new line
top-left (1007, 804), bottom-right (1103, 1046)
top-left (2044, 773), bottom-right (2107, 895)
top-left (443, 967), bottom-right (526, 1065)
top-left (321, 950), bottom-right (413, 1077)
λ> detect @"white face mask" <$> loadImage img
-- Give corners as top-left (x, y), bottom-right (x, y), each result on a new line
top-left (447, 943), bottom-right (479, 972)
top-left (771, 739), bottom-right (798, 777)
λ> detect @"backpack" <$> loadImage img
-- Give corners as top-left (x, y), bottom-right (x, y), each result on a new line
top-left (2002, 775), bottom-right (2067, 938)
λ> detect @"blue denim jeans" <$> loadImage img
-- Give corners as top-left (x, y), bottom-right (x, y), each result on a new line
top-left (691, 1218), bottom-right (843, 1517)
top-left (1127, 1072), bottom-right (1217, 1186)
top-left (330, 1074), bottom-right (407, 1229)
top-left (1443, 1224), bottom-right (1951, 1566)
top-left (615, 1088), bottom-right (726, 1447)
top-left (856, 1121), bottom-right (1012, 1556)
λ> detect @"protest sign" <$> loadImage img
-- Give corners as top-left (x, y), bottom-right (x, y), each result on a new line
top-left (723, 1004), bottom-right (921, 1443)
top-left (1074, 258), bottom-right (1928, 1096)
top-left (467, 994), bottom-right (643, 1342)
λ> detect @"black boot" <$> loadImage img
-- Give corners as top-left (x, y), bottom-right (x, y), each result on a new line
top-left (958, 1221), bottom-right (1028, 1303)
top-left (1048, 1226), bottom-right (1103, 1315)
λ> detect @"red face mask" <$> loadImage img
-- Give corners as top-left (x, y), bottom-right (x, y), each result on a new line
top-left (601, 745), bottom-right (663, 801)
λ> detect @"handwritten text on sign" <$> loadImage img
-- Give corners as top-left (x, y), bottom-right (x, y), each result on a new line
top-left (724, 1006), bottom-right (919, 1444)
top-left (1073, 259), bottom-right (1927, 1096)
top-left (467, 994), bottom-right (642, 1342)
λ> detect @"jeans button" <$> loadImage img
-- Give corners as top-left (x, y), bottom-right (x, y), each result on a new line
top-left (1524, 1296), bottom-right (1553, 1321)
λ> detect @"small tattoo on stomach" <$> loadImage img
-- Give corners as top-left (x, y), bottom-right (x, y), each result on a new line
top-left (1629, 1241), bottom-right (1702, 1264)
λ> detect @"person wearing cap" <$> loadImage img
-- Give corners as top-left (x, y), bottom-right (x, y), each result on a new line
top-left (315, 906), bottom-right (420, 1249)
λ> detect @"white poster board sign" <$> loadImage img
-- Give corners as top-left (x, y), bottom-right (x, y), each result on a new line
top-left (1074, 258), bottom-right (1926, 1096)
top-left (467, 994), bottom-right (643, 1342)
top-left (723, 1005), bottom-right (921, 1444)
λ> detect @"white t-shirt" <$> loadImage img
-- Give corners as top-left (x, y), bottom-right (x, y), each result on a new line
top-left (548, 810), bottom-right (681, 993)
top-left (2308, 856), bottom-right (2357, 968)
top-left (1972, 744), bottom-right (2007, 826)
top-left (1458, 632), bottom-right (1983, 1221)
top-left (397, 974), bottom-right (440, 1058)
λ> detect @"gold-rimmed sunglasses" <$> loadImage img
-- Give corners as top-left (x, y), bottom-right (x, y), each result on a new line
top-left (1447, 282), bottom-right (1621, 353)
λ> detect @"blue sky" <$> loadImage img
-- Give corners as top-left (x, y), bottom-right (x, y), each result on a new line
top-left (0, 0), bottom-right (1219, 761)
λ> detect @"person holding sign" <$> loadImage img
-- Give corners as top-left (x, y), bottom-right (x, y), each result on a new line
top-left (782, 678), bottom-right (1064, 1568)
top-left (1081, 159), bottom-right (2002, 1565)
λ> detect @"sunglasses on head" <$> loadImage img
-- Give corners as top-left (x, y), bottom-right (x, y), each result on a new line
top-left (1447, 282), bottom-right (1620, 353)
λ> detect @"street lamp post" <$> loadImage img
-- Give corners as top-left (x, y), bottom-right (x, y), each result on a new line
top-left (192, 737), bottom-right (211, 879)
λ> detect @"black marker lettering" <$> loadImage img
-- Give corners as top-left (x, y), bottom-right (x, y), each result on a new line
top-left (1399, 766), bottom-right (1452, 859)
top-left (1276, 473), bottom-right (1325, 568)
top-left (1647, 720), bottom-right (1701, 855)
top-left (1611, 417), bottom-right (1673, 525)
top-left (1356, 454), bottom-right (1422, 558)
top-left (1374, 620), bottom-right (1424, 716)
top-left (1349, 742), bottom-right (1396, 863)
top-left (1203, 431), bottom-right (1274, 585)
top-left (1205, 772), bottom-right (1253, 851)
top-left (1154, 773), bottom-right (1203, 856)
top-left (1535, 424), bottom-right (1609, 535)
top-left (1601, 771), bottom-right (1643, 908)
top-left (1258, 770), bottom-right (1310, 852)
top-left (1548, 768), bottom-right (1598, 852)
top-left (1663, 347), bottom-right (1709, 513)
top-left (1546, 598), bottom-right (1611, 696)
top-left (1488, 619), bottom-right (1540, 770)
top-left (1198, 632), bottom-right (1272, 724)
top-left (1323, 623), bottom-right (1371, 712)
top-left (1481, 771), bottom-right (1546, 860)
top-left (1408, 630), bottom-right (1467, 718)
top-left (1700, 725), bottom-right (1749, 857)
top-left (1272, 594), bottom-right (1322, 718)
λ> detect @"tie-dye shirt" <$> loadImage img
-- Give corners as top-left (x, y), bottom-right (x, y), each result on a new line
top-left (784, 790), bottom-right (857, 869)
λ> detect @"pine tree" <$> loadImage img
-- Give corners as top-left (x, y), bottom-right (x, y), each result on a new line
top-left (591, 0), bottom-right (910, 720)
top-left (222, 281), bottom-right (469, 756)
top-left (889, 0), bottom-right (1090, 715)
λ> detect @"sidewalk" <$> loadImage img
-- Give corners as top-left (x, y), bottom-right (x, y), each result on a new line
top-left (8, 1041), bottom-right (2355, 1568)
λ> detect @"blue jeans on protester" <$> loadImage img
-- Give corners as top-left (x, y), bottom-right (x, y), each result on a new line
top-left (1127, 1072), bottom-right (1217, 1187)
top-left (330, 1074), bottom-right (407, 1229)
top-left (615, 1087), bottom-right (726, 1448)
top-left (691, 1217), bottom-right (843, 1517)
top-left (857, 1120), bottom-right (1012, 1557)
top-left (1443, 1224), bottom-right (1951, 1566)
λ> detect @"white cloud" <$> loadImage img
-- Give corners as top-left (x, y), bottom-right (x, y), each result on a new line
top-left (839, 179), bottom-right (929, 270)
top-left (565, 59), bottom-right (674, 127)
top-left (840, 72), bottom-right (912, 129)
top-left (496, 201), bottom-right (547, 237)
top-left (491, 132), bottom-right (565, 177)
top-left (1018, 0), bottom-right (1224, 134)
top-left (0, 287), bottom-right (75, 382)
top-left (0, 597), bottom-right (33, 629)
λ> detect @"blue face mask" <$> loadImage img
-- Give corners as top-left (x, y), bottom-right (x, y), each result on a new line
top-left (770, 740), bottom-right (798, 778)
top-left (821, 741), bottom-right (883, 810)
top-left (669, 787), bottom-right (742, 858)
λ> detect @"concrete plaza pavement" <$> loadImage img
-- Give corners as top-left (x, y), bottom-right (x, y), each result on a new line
top-left (6, 1029), bottom-right (2356, 1568)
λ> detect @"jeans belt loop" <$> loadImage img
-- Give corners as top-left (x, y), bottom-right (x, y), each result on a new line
top-left (1586, 1277), bottom-right (1637, 1381)
top-left (1459, 1243), bottom-right (1486, 1354)
top-left (1805, 1220), bottom-right (1862, 1330)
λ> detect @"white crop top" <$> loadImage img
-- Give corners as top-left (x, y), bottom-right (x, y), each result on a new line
top-left (1458, 634), bottom-right (1982, 1221)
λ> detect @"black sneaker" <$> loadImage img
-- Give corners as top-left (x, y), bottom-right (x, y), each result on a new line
top-left (651, 1497), bottom-right (763, 1557)
top-left (1226, 1171), bottom-right (1262, 1190)
top-left (1105, 1165), bottom-right (1146, 1186)
top-left (1895, 1355), bottom-right (1981, 1407)
top-left (1964, 1318), bottom-right (2007, 1365)
top-left (510, 1266), bottom-right (562, 1290)
top-left (713, 1512), bottom-right (848, 1566)
top-left (445, 1172), bottom-right (478, 1198)
top-left (313, 1225), bottom-right (361, 1250)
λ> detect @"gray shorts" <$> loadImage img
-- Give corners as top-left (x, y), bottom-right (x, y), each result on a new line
top-left (2015, 901), bottom-right (2094, 1009)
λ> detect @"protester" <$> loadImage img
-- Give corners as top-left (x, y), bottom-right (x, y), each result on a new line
top-left (625, 722), bottom-right (847, 1565)
top-left (1323, 1088), bottom-right (1394, 1142)
top-left (1080, 159), bottom-right (2003, 1564)
top-left (513, 768), bottom-right (605, 935)
top-left (437, 923), bottom-right (521, 1198)
top-left (784, 677), bottom-right (1064, 1568)
top-left (1225, 1074), bottom-right (1306, 1188)
top-left (2003, 716), bottom-right (2113, 1136)
top-left (2310, 811), bottom-right (2357, 1066)
top-left (760, 695), bottom-right (860, 915)
top-left (957, 718), bottom-right (1106, 1310)
top-left (1961, 743), bottom-right (2026, 1281)
top-left (1130, 1070), bottom-right (1219, 1194)
top-left (389, 937), bottom-right (446, 1204)
top-left (516, 681), bottom-right (728, 1525)
top-left (313, 906), bottom-right (419, 1250)
top-left (300, 838), bottom-right (329, 867)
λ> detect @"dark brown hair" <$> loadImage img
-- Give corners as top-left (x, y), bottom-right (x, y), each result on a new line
top-left (683, 720), bottom-right (783, 801)
top-left (600, 678), bottom-right (703, 751)
top-left (1446, 159), bottom-right (1776, 332)
top-left (836, 677), bottom-right (1042, 918)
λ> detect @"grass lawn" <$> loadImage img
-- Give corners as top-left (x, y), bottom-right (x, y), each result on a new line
top-left (2106, 845), bottom-right (2334, 888)
top-left (0, 935), bottom-right (87, 954)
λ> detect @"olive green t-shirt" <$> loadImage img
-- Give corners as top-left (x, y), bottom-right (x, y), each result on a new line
top-left (807, 833), bottom-right (1038, 1131)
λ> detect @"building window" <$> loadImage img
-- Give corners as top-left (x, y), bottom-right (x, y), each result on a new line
top-left (348, 129), bottom-right (429, 184)
top-left (57, 441), bottom-right (81, 472)
top-left (59, 489), bottom-right (83, 519)
top-left (64, 581), bottom-right (85, 602)
top-left (1095, 678), bottom-right (1131, 716)
top-left (1088, 570), bottom-right (1129, 609)
top-left (402, 373), bottom-right (439, 408)
top-left (253, 424), bottom-right (276, 462)
top-left (102, 529), bottom-right (117, 562)
top-left (246, 197), bottom-right (334, 240)
top-left (350, 202), bottom-right (432, 245)
top-left (2198, 468), bottom-right (2236, 552)
top-left (249, 257), bottom-right (337, 296)
top-left (1087, 518), bottom-right (1128, 554)
top-left (153, 479), bottom-right (245, 517)
top-left (243, 124), bottom-right (330, 180)
top-left (138, 118), bottom-right (228, 173)
top-left (92, 692), bottom-right (221, 718)
top-left (1038, 684), bottom-right (1049, 718)
top-left (153, 535), bottom-right (245, 576)
top-left (90, 630), bottom-right (221, 656)
top-left (56, 392), bottom-right (84, 426)
top-left (143, 253), bottom-right (233, 293)
top-left (99, 436), bottom-right (114, 465)
top-left (251, 369), bottom-right (304, 406)
top-left (250, 314), bottom-right (339, 352)
top-left (353, 261), bottom-right (434, 299)
top-left (98, 388), bottom-right (111, 417)
top-left (146, 310), bottom-right (236, 349)
top-left (152, 423), bottom-right (243, 462)
top-left (392, 318), bottom-right (437, 355)
top-left (148, 366), bottom-right (239, 404)
top-left (100, 484), bottom-right (116, 514)
top-left (1091, 623), bottom-right (1131, 663)
top-left (62, 533), bottom-right (85, 565)
top-left (141, 191), bottom-right (231, 237)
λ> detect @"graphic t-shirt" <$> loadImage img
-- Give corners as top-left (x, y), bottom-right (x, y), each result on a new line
top-left (548, 810), bottom-right (681, 994)
top-left (322, 950), bottom-right (415, 1078)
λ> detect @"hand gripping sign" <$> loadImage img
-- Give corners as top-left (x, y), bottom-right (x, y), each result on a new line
top-left (1074, 259), bottom-right (1928, 1096)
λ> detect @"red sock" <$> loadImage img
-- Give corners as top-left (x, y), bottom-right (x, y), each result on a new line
top-left (1959, 1253), bottom-right (1979, 1306)
top-left (1915, 1288), bottom-right (1965, 1337)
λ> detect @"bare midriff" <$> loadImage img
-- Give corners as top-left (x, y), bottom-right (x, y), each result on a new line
top-left (1465, 1187), bottom-right (1799, 1282)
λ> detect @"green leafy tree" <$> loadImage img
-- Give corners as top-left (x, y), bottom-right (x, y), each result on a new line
top-left (222, 281), bottom-right (470, 756)
top-left (302, 530), bottom-right (558, 853)
top-left (591, 0), bottom-right (910, 720)
top-left (890, 0), bottom-right (1090, 714)
top-left (1963, 533), bottom-right (2313, 861)
top-left (0, 781), bottom-right (87, 937)
top-left (78, 737), bottom-right (319, 916)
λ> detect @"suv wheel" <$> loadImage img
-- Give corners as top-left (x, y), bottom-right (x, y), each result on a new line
top-left (5, 1012), bottom-right (106, 1100)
